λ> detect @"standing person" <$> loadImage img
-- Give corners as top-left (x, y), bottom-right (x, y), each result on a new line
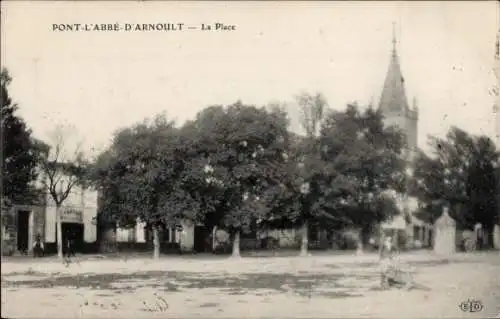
top-left (32, 234), bottom-right (44, 258)
top-left (63, 231), bottom-right (72, 264)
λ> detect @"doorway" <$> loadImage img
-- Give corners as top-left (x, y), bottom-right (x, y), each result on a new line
top-left (58, 223), bottom-right (84, 254)
top-left (17, 210), bottom-right (30, 253)
top-left (194, 226), bottom-right (211, 252)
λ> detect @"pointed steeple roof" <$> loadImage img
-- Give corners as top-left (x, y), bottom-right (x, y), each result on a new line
top-left (378, 23), bottom-right (410, 113)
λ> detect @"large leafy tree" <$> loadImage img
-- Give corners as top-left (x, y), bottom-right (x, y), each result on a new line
top-left (1, 68), bottom-right (46, 204)
top-left (411, 127), bottom-right (499, 238)
top-left (181, 102), bottom-right (290, 257)
top-left (95, 114), bottom-right (187, 259)
top-left (293, 92), bottom-right (328, 256)
top-left (174, 106), bottom-right (230, 236)
top-left (269, 100), bottom-right (405, 255)
top-left (466, 136), bottom-right (498, 247)
top-left (319, 104), bottom-right (405, 251)
top-left (411, 127), bottom-right (478, 227)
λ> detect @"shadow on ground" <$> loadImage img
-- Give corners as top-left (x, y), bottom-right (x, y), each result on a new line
top-left (2, 270), bottom-right (370, 299)
top-left (2, 258), bottom-right (454, 301)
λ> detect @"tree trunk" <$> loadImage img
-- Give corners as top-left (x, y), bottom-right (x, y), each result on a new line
top-left (153, 225), bottom-right (160, 259)
top-left (300, 221), bottom-right (308, 256)
top-left (232, 230), bottom-right (241, 258)
top-left (212, 226), bottom-right (218, 252)
top-left (378, 230), bottom-right (385, 260)
top-left (56, 204), bottom-right (63, 259)
top-left (356, 228), bottom-right (364, 255)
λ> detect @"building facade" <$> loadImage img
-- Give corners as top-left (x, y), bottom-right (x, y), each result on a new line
top-left (1, 200), bottom-right (46, 256)
top-left (1, 177), bottom-right (98, 256)
top-left (44, 183), bottom-right (98, 254)
top-left (110, 219), bottom-right (195, 252)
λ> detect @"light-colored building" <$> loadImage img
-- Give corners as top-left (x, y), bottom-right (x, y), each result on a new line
top-left (44, 182), bottom-right (98, 253)
top-left (1, 201), bottom-right (46, 256)
top-left (111, 219), bottom-right (196, 251)
top-left (1, 171), bottom-right (98, 256)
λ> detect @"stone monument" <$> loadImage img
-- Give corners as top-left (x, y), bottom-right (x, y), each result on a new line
top-left (433, 206), bottom-right (456, 256)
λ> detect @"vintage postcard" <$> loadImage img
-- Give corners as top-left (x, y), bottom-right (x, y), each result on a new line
top-left (1, 1), bottom-right (499, 318)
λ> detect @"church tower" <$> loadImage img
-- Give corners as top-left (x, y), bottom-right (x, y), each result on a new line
top-left (378, 23), bottom-right (419, 161)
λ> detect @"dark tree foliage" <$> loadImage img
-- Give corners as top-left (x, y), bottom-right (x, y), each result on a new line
top-left (93, 114), bottom-right (187, 258)
top-left (319, 105), bottom-right (405, 238)
top-left (466, 137), bottom-right (498, 246)
top-left (268, 103), bottom-right (405, 253)
top-left (1, 68), bottom-right (46, 204)
top-left (179, 102), bottom-right (290, 255)
top-left (411, 127), bottom-right (499, 235)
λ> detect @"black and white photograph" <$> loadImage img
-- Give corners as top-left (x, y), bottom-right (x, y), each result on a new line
top-left (1, 1), bottom-right (500, 318)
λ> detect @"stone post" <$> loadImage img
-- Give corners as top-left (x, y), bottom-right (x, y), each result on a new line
top-left (434, 207), bottom-right (456, 256)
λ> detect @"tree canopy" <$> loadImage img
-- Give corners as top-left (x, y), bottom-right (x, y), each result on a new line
top-left (263, 102), bottom-right (407, 253)
top-left (90, 94), bottom-right (500, 255)
top-left (318, 104), bottom-right (406, 232)
top-left (95, 114), bottom-right (187, 229)
top-left (410, 126), bottom-right (499, 231)
top-left (4, 64), bottom-right (499, 256)
top-left (182, 102), bottom-right (290, 234)
top-left (1, 68), bottom-right (47, 204)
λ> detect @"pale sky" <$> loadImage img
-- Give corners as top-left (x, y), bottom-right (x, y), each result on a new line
top-left (1, 1), bottom-right (498, 156)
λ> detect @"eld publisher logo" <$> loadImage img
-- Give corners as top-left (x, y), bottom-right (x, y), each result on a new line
top-left (459, 299), bottom-right (484, 313)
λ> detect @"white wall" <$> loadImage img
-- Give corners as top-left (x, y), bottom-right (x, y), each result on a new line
top-left (115, 218), bottom-right (146, 243)
top-left (116, 227), bottom-right (135, 242)
top-left (257, 228), bottom-right (297, 247)
top-left (83, 206), bottom-right (97, 242)
top-left (44, 185), bottom-right (98, 244)
top-left (113, 220), bottom-right (194, 250)
top-left (45, 205), bottom-right (57, 242)
top-left (136, 219), bottom-right (146, 243)
top-left (178, 221), bottom-right (194, 250)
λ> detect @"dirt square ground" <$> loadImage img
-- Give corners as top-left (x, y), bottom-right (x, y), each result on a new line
top-left (2, 251), bottom-right (499, 318)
